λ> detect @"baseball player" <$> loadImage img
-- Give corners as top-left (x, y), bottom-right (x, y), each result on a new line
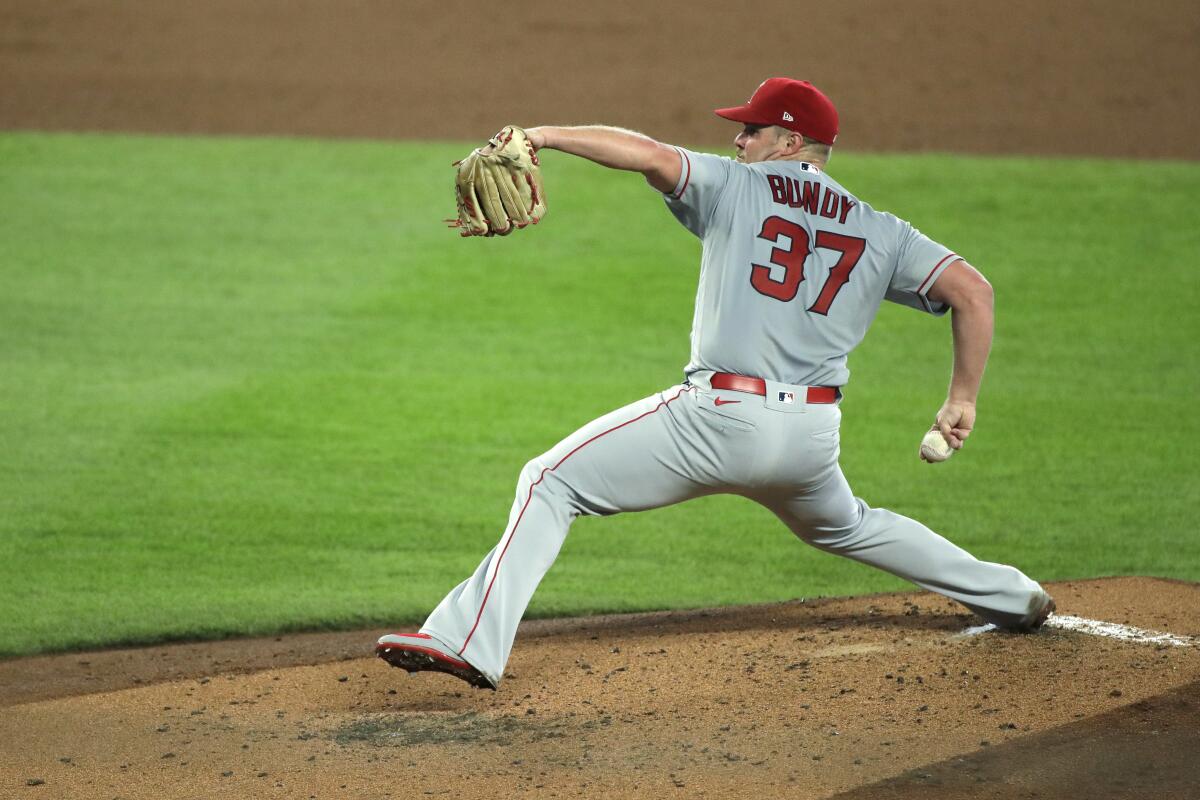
top-left (378, 78), bottom-right (1054, 690)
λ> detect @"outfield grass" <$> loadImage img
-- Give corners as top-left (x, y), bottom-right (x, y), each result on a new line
top-left (1, 132), bottom-right (1197, 657)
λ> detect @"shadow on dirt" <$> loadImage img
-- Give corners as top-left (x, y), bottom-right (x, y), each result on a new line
top-left (520, 596), bottom-right (976, 642)
top-left (829, 679), bottom-right (1200, 800)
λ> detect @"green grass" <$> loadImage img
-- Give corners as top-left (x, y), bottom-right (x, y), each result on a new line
top-left (1, 132), bottom-right (1197, 657)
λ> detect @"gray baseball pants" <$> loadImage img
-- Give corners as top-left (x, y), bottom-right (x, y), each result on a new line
top-left (421, 373), bottom-right (1045, 686)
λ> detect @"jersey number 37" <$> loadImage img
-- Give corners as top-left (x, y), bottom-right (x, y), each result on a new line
top-left (750, 216), bottom-right (865, 316)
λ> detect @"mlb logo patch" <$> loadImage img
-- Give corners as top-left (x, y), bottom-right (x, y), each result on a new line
top-left (778, 391), bottom-right (795, 404)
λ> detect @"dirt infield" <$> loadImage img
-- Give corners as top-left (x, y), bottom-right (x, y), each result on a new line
top-left (3, 4), bottom-right (1200, 798)
top-left (2, 0), bottom-right (1198, 158)
top-left (1, 578), bottom-right (1198, 799)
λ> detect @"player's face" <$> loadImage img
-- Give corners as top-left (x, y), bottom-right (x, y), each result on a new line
top-left (734, 124), bottom-right (785, 164)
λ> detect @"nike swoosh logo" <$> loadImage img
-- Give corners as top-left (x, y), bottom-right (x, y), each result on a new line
top-left (714, 397), bottom-right (741, 406)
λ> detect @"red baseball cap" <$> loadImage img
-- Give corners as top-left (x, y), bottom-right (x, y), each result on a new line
top-left (715, 78), bottom-right (839, 145)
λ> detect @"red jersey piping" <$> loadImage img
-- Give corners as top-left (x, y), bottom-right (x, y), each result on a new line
top-left (918, 253), bottom-right (959, 295)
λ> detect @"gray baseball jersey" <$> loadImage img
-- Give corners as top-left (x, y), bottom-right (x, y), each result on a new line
top-left (404, 147), bottom-right (1046, 688)
top-left (665, 148), bottom-right (957, 388)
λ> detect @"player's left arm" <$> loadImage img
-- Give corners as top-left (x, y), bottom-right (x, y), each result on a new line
top-left (524, 126), bottom-right (682, 194)
top-left (926, 259), bottom-right (995, 449)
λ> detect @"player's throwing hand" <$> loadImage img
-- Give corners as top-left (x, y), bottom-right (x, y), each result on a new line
top-left (934, 400), bottom-right (976, 450)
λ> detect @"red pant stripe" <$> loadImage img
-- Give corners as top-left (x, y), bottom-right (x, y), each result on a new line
top-left (459, 386), bottom-right (694, 656)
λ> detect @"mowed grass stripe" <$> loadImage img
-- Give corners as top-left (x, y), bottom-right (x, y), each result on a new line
top-left (0, 132), bottom-right (1196, 657)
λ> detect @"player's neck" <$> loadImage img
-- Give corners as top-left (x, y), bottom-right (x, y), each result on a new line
top-left (768, 149), bottom-right (828, 170)
top-left (797, 150), bottom-right (828, 170)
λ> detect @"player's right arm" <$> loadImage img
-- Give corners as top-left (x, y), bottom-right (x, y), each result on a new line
top-left (525, 126), bottom-right (682, 194)
top-left (926, 259), bottom-right (995, 449)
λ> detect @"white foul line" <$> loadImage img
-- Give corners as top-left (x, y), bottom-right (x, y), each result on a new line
top-left (959, 615), bottom-right (1194, 647)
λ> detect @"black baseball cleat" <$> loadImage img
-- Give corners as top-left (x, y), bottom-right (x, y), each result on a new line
top-left (376, 632), bottom-right (496, 690)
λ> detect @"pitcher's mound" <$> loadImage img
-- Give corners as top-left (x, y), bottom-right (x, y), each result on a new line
top-left (1, 577), bottom-right (1197, 799)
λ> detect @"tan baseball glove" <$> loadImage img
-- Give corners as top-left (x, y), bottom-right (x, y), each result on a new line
top-left (449, 125), bottom-right (547, 237)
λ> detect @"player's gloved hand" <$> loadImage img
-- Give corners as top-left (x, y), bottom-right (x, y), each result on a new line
top-left (449, 125), bottom-right (547, 237)
top-left (934, 400), bottom-right (975, 450)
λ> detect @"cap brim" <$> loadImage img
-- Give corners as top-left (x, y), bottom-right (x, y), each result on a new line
top-left (714, 105), bottom-right (774, 126)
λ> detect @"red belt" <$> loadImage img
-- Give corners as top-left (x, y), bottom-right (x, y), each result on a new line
top-left (710, 373), bottom-right (840, 404)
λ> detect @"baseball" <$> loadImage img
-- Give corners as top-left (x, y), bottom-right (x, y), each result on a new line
top-left (919, 429), bottom-right (954, 462)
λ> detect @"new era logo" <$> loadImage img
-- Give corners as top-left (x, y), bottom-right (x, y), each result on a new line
top-left (782, 112), bottom-right (794, 122)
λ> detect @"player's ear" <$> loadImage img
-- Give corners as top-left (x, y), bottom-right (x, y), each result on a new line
top-left (783, 130), bottom-right (804, 155)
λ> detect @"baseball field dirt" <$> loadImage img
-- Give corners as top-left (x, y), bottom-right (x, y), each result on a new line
top-left (1, 578), bottom-right (1198, 799)
top-left (4, 2), bottom-right (1199, 798)
top-left (2, 0), bottom-right (1198, 158)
